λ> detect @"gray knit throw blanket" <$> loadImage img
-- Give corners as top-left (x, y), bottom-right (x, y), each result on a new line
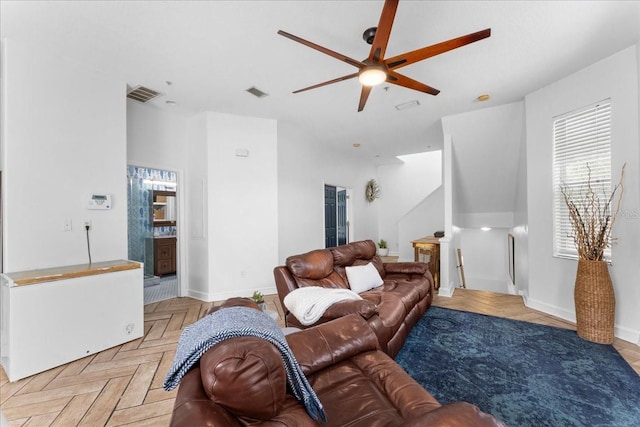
top-left (163, 306), bottom-right (327, 423)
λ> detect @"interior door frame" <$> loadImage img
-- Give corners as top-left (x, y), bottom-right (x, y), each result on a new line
top-left (127, 163), bottom-right (186, 298)
top-left (323, 182), bottom-right (353, 247)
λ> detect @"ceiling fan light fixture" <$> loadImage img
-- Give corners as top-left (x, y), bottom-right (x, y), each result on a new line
top-left (358, 66), bottom-right (387, 86)
top-left (278, 0), bottom-right (491, 111)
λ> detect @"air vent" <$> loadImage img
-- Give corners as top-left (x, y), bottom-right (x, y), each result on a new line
top-left (246, 86), bottom-right (269, 98)
top-left (395, 100), bottom-right (420, 111)
top-left (127, 86), bottom-right (162, 103)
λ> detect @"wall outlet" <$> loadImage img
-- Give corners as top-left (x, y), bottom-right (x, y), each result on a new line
top-left (84, 220), bottom-right (91, 230)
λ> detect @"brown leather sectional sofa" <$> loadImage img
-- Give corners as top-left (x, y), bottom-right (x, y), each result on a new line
top-left (170, 298), bottom-right (506, 426)
top-left (274, 239), bottom-right (433, 357)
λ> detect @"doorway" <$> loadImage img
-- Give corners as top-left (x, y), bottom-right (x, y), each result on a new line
top-left (127, 165), bottom-right (179, 304)
top-left (324, 184), bottom-right (350, 248)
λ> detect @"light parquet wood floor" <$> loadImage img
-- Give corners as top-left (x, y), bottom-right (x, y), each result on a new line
top-left (1, 289), bottom-right (638, 426)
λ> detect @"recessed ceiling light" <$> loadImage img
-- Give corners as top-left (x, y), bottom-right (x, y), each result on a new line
top-left (165, 100), bottom-right (177, 105)
top-left (477, 94), bottom-right (490, 102)
top-left (353, 143), bottom-right (361, 148)
top-left (480, 226), bottom-right (492, 231)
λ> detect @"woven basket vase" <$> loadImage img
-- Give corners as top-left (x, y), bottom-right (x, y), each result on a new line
top-left (574, 260), bottom-right (615, 344)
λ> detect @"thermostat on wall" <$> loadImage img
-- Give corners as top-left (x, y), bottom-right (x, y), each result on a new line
top-left (87, 193), bottom-right (112, 210)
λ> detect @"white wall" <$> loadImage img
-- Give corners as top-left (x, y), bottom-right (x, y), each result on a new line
top-left (277, 121), bottom-right (378, 263)
top-left (439, 134), bottom-right (459, 297)
top-left (526, 45), bottom-right (640, 342)
top-left (206, 112), bottom-right (279, 301)
top-left (2, 39), bottom-right (128, 271)
top-left (442, 102), bottom-right (525, 228)
top-left (637, 43), bottom-right (640, 347)
top-left (398, 186), bottom-right (444, 262)
top-left (127, 101), bottom-right (187, 171)
top-left (459, 228), bottom-right (510, 293)
top-left (185, 113), bottom-right (209, 299)
top-left (377, 151), bottom-right (442, 258)
top-left (511, 115), bottom-right (529, 297)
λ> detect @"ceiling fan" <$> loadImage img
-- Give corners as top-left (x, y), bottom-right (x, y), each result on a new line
top-left (278, 0), bottom-right (490, 112)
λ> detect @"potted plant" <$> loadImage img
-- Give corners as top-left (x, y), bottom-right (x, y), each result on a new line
top-left (561, 163), bottom-right (625, 344)
top-left (251, 291), bottom-right (266, 311)
top-left (378, 239), bottom-right (389, 257)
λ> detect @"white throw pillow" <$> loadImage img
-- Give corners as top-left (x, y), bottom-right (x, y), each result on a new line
top-left (345, 262), bottom-right (383, 293)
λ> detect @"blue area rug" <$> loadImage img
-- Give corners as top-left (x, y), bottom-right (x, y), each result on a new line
top-left (395, 306), bottom-right (640, 427)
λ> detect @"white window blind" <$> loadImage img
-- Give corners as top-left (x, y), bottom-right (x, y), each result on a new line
top-left (552, 100), bottom-right (612, 260)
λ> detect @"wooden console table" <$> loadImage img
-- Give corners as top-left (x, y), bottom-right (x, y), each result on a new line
top-left (411, 237), bottom-right (440, 290)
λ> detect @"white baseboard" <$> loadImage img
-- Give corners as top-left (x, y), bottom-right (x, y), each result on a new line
top-left (437, 281), bottom-right (455, 297)
top-left (526, 297), bottom-right (640, 345)
top-left (186, 289), bottom-right (210, 301)
top-left (614, 325), bottom-right (640, 345)
top-left (525, 297), bottom-right (575, 323)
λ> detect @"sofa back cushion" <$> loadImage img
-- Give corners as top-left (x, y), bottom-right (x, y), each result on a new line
top-left (286, 249), bottom-right (348, 288)
top-left (199, 336), bottom-right (287, 420)
top-left (331, 243), bottom-right (357, 266)
top-left (332, 240), bottom-right (386, 284)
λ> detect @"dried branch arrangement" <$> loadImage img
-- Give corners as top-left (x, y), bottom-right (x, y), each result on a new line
top-left (561, 163), bottom-right (626, 261)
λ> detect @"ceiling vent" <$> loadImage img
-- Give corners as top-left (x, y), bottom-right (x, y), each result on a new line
top-left (395, 100), bottom-right (420, 111)
top-left (246, 86), bottom-right (269, 98)
top-left (127, 85), bottom-right (162, 103)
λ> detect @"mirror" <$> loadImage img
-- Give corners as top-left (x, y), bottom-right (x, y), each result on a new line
top-left (153, 190), bottom-right (176, 226)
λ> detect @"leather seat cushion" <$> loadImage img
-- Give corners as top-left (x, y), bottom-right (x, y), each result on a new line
top-left (199, 336), bottom-right (287, 420)
top-left (307, 350), bottom-right (440, 427)
top-left (381, 280), bottom-right (427, 309)
top-left (362, 292), bottom-right (407, 329)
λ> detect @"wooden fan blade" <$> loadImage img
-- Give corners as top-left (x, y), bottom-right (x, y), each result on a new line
top-left (292, 73), bottom-right (359, 94)
top-left (358, 85), bottom-right (373, 112)
top-left (278, 30), bottom-right (365, 69)
top-left (385, 28), bottom-right (491, 70)
top-left (368, 0), bottom-right (399, 63)
top-left (386, 70), bottom-right (440, 95)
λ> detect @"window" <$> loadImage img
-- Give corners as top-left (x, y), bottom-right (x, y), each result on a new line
top-left (552, 100), bottom-right (612, 260)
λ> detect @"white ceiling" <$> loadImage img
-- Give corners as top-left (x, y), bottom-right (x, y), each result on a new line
top-left (2, 1), bottom-right (639, 164)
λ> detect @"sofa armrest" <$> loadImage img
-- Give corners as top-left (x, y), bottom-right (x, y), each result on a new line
top-left (273, 266), bottom-right (298, 312)
top-left (286, 314), bottom-right (380, 376)
top-left (383, 262), bottom-right (429, 275)
top-left (283, 292), bottom-right (378, 329)
top-left (323, 299), bottom-right (378, 319)
top-left (402, 402), bottom-right (507, 427)
top-left (170, 368), bottom-right (241, 427)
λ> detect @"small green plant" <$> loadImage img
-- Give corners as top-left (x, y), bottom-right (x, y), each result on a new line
top-left (378, 239), bottom-right (387, 249)
top-left (251, 290), bottom-right (264, 304)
